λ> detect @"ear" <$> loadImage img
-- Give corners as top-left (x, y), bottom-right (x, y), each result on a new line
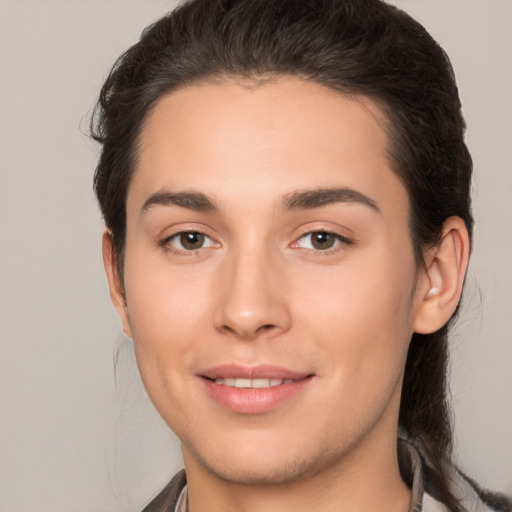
top-left (102, 231), bottom-right (132, 339)
top-left (413, 217), bottom-right (470, 334)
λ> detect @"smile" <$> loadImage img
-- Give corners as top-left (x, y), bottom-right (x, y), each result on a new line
top-left (213, 378), bottom-right (295, 388)
top-left (199, 365), bottom-right (313, 414)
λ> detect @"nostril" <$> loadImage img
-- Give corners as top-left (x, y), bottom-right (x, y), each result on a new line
top-left (256, 324), bottom-right (276, 334)
top-left (221, 324), bottom-right (237, 335)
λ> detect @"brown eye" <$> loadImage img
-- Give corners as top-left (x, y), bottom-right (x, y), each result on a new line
top-left (294, 231), bottom-right (351, 252)
top-left (179, 232), bottom-right (205, 250)
top-left (310, 232), bottom-right (336, 250)
top-left (165, 231), bottom-right (216, 252)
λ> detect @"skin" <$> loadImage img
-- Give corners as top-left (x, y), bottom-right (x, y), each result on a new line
top-left (103, 77), bottom-right (469, 512)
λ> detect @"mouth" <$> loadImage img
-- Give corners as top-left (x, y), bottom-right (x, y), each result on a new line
top-left (210, 377), bottom-right (296, 388)
top-left (198, 365), bottom-right (314, 414)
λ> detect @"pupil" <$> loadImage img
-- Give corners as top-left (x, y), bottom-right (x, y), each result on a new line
top-left (312, 232), bottom-right (334, 250)
top-left (181, 232), bottom-right (204, 250)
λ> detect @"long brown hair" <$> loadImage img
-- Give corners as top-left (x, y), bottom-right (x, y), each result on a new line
top-left (92, 1), bottom-right (475, 508)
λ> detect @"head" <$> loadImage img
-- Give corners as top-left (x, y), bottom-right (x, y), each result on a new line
top-left (92, 0), bottom-right (472, 506)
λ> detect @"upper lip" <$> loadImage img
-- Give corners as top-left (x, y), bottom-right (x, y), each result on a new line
top-left (199, 364), bottom-right (313, 381)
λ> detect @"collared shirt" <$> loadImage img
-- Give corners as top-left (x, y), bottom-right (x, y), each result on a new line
top-left (173, 488), bottom-right (451, 512)
top-left (174, 487), bottom-right (187, 512)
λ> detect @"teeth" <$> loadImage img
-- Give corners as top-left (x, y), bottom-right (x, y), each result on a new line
top-left (235, 378), bottom-right (252, 388)
top-left (214, 378), bottom-right (288, 388)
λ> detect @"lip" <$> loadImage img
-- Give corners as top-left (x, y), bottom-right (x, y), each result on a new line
top-left (198, 364), bottom-right (314, 414)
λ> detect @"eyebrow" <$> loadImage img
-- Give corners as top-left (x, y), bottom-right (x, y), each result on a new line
top-left (282, 188), bottom-right (380, 212)
top-left (142, 191), bottom-right (218, 213)
top-left (141, 187), bottom-right (379, 216)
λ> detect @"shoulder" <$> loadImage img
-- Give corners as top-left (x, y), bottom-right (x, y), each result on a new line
top-left (141, 470), bottom-right (187, 512)
top-left (444, 467), bottom-right (512, 512)
top-left (399, 436), bottom-right (511, 512)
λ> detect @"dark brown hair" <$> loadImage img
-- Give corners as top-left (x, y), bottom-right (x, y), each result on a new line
top-left (92, 0), bottom-right (476, 509)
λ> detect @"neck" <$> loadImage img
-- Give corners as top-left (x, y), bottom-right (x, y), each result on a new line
top-left (183, 431), bottom-right (411, 512)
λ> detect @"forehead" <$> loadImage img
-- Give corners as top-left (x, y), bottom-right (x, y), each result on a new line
top-left (129, 77), bottom-right (407, 216)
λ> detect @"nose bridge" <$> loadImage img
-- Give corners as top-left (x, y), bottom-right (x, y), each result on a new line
top-left (214, 239), bottom-right (290, 340)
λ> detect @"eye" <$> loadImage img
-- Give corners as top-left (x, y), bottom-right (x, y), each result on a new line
top-left (165, 231), bottom-right (217, 252)
top-left (295, 231), bottom-right (350, 251)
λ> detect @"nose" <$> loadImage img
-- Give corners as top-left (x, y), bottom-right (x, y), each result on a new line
top-left (213, 247), bottom-right (292, 341)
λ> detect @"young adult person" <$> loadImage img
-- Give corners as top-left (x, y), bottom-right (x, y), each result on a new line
top-left (91, 0), bottom-right (511, 511)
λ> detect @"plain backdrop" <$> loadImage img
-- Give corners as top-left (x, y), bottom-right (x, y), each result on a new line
top-left (0, 1), bottom-right (510, 510)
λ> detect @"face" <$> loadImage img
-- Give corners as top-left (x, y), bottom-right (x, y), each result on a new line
top-left (110, 77), bottom-right (429, 485)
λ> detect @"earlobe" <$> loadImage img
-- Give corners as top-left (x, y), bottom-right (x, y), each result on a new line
top-left (102, 231), bottom-right (132, 339)
top-left (413, 217), bottom-right (470, 334)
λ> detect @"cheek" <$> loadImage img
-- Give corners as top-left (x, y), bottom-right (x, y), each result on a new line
top-left (125, 241), bottom-right (212, 328)
top-left (122, 253), bottom-right (215, 390)
top-left (296, 244), bottom-right (416, 383)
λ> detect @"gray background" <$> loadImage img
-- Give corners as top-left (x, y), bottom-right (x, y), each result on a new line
top-left (0, 1), bottom-right (510, 510)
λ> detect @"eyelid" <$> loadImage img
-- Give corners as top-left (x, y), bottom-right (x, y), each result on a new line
top-left (290, 228), bottom-right (354, 252)
top-left (160, 227), bottom-right (220, 255)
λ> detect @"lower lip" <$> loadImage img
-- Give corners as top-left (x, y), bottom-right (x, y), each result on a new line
top-left (200, 377), bottom-right (312, 414)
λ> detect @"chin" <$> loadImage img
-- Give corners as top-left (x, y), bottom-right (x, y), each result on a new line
top-left (181, 429), bottom-right (351, 487)
top-left (192, 449), bottom-right (326, 486)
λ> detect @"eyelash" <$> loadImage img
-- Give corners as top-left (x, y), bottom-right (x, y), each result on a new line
top-left (161, 228), bottom-right (353, 257)
top-left (292, 230), bottom-right (353, 254)
top-left (161, 230), bottom-right (218, 256)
